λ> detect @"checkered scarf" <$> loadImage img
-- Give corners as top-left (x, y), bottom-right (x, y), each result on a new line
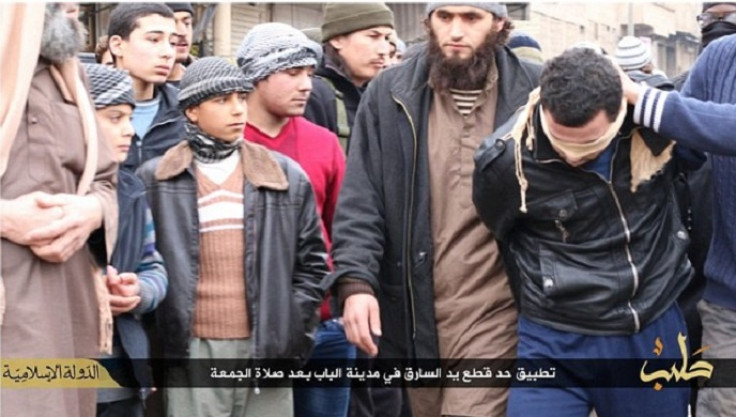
top-left (237, 22), bottom-right (322, 85)
top-left (185, 122), bottom-right (243, 163)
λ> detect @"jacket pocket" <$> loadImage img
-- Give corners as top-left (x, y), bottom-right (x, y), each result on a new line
top-left (537, 247), bottom-right (618, 315)
top-left (527, 190), bottom-right (578, 221)
top-left (525, 190), bottom-right (579, 243)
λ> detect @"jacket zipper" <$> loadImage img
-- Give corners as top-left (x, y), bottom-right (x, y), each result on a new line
top-left (605, 182), bottom-right (641, 332)
top-left (392, 95), bottom-right (418, 341)
top-left (539, 141), bottom-right (642, 332)
top-left (600, 140), bottom-right (641, 333)
top-left (247, 187), bottom-right (261, 394)
top-left (136, 117), bottom-right (179, 164)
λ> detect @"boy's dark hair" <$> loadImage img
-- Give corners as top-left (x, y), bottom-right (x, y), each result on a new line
top-left (540, 48), bottom-right (622, 127)
top-left (107, 3), bottom-right (175, 40)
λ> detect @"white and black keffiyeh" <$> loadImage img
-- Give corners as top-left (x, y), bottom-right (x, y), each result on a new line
top-left (84, 63), bottom-right (136, 109)
top-left (236, 22), bottom-right (322, 85)
top-left (178, 57), bottom-right (252, 111)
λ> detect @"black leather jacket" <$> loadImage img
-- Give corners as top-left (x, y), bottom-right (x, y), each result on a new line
top-left (138, 141), bottom-right (328, 361)
top-left (473, 107), bottom-right (700, 335)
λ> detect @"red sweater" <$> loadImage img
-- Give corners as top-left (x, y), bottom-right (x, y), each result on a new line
top-left (245, 117), bottom-right (346, 321)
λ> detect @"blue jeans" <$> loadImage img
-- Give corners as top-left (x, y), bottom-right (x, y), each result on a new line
top-left (507, 304), bottom-right (690, 417)
top-left (294, 319), bottom-right (356, 417)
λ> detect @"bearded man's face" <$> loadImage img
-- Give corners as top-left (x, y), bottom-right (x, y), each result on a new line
top-left (426, 6), bottom-right (505, 91)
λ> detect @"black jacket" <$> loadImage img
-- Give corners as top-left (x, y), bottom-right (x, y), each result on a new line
top-left (138, 141), bottom-right (328, 362)
top-left (304, 57), bottom-right (364, 150)
top-left (473, 106), bottom-right (700, 335)
top-left (304, 76), bottom-right (340, 136)
top-left (327, 46), bottom-right (541, 359)
top-left (107, 169), bottom-right (156, 396)
top-left (123, 84), bottom-right (185, 171)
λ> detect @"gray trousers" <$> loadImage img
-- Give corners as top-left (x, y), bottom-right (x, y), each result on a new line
top-left (165, 338), bottom-right (293, 417)
top-left (696, 300), bottom-right (736, 417)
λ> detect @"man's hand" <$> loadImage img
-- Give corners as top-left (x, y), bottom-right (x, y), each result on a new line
top-left (106, 266), bottom-right (141, 316)
top-left (608, 55), bottom-right (646, 105)
top-left (26, 193), bottom-right (103, 263)
top-left (0, 192), bottom-right (65, 246)
top-left (342, 293), bottom-right (382, 357)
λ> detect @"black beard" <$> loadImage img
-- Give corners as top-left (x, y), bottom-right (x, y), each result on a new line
top-left (428, 29), bottom-right (498, 92)
top-left (40, 3), bottom-right (87, 64)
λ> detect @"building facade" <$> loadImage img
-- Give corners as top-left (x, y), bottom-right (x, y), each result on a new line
top-left (81, 2), bottom-right (704, 77)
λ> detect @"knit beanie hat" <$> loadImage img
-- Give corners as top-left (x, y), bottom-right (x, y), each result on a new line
top-left (321, 3), bottom-right (395, 41)
top-left (178, 57), bottom-right (252, 111)
top-left (615, 36), bottom-right (651, 71)
top-left (84, 63), bottom-right (136, 109)
top-left (425, 3), bottom-right (508, 18)
top-left (509, 31), bottom-right (541, 50)
top-left (302, 27), bottom-right (322, 43)
top-left (509, 32), bottom-right (543, 64)
top-left (165, 3), bottom-right (194, 15)
top-left (237, 22), bottom-right (322, 85)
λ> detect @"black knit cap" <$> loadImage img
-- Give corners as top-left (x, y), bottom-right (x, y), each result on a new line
top-left (166, 3), bottom-right (194, 15)
top-left (178, 57), bottom-right (252, 111)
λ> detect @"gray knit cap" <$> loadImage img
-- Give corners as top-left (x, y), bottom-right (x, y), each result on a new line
top-left (425, 3), bottom-right (508, 18)
top-left (84, 63), bottom-right (136, 109)
top-left (237, 22), bottom-right (322, 85)
top-left (178, 57), bottom-right (252, 111)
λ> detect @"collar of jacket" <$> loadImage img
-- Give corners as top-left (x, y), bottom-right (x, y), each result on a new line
top-left (388, 44), bottom-right (535, 128)
top-left (153, 83), bottom-right (183, 121)
top-left (316, 55), bottom-right (365, 94)
top-left (530, 104), bottom-right (672, 162)
top-left (154, 140), bottom-right (289, 190)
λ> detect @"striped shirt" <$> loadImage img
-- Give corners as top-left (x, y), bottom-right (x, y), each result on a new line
top-left (449, 88), bottom-right (483, 116)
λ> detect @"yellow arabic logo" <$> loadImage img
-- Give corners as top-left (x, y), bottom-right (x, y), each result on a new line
top-left (1, 359), bottom-right (120, 389)
top-left (640, 332), bottom-right (713, 391)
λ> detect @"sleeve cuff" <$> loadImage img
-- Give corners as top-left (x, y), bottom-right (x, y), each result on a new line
top-left (336, 278), bottom-right (375, 311)
top-left (131, 280), bottom-right (155, 315)
top-left (633, 87), bottom-right (669, 132)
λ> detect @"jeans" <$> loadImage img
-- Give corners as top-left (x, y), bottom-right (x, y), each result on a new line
top-left (294, 319), bottom-right (356, 417)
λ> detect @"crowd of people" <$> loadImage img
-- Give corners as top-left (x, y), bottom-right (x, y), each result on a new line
top-left (1, 2), bottom-right (735, 417)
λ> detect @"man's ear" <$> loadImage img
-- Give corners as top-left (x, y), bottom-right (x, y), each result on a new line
top-left (185, 106), bottom-right (199, 123)
top-left (328, 35), bottom-right (345, 51)
top-left (492, 17), bottom-right (506, 33)
top-left (108, 35), bottom-right (125, 62)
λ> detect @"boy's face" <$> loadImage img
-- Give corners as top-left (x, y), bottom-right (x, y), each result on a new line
top-left (252, 66), bottom-right (314, 118)
top-left (95, 104), bottom-right (135, 163)
top-left (186, 92), bottom-right (248, 143)
top-left (109, 14), bottom-right (177, 85)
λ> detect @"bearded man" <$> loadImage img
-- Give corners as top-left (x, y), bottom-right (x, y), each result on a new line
top-left (1, 3), bottom-right (118, 417)
top-left (325, 3), bottom-right (540, 416)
